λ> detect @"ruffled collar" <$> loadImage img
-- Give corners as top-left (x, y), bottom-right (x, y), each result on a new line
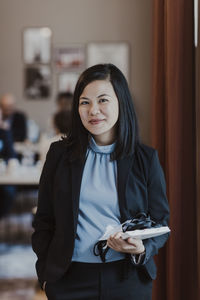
top-left (89, 137), bottom-right (115, 154)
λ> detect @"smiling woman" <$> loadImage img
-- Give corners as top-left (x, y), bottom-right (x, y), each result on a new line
top-left (32, 64), bottom-right (169, 300)
top-left (78, 80), bottom-right (119, 145)
top-left (67, 64), bottom-right (140, 162)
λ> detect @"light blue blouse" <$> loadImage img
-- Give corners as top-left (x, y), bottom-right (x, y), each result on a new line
top-left (72, 137), bottom-right (125, 263)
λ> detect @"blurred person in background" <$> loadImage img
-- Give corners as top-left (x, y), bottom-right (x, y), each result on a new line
top-left (39, 110), bottom-right (71, 164)
top-left (45, 92), bottom-right (73, 138)
top-left (56, 91), bottom-right (73, 112)
top-left (0, 108), bottom-right (17, 219)
top-left (0, 93), bottom-right (27, 142)
top-left (53, 110), bottom-right (71, 135)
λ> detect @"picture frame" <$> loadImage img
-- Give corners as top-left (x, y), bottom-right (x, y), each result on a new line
top-left (23, 27), bottom-right (52, 64)
top-left (24, 65), bottom-right (51, 99)
top-left (57, 72), bottom-right (80, 93)
top-left (54, 45), bottom-right (85, 71)
top-left (87, 42), bottom-right (130, 82)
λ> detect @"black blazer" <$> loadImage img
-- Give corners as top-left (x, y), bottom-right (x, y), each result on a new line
top-left (32, 140), bottom-right (170, 287)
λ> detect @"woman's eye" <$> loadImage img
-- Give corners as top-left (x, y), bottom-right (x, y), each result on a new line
top-left (99, 98), bottom-right (108, 103)
top-left (79, 101), bottom-right (89, 105)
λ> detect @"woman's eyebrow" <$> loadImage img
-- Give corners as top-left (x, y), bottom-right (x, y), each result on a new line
top-left (97, 94), bottom-right (111, 98)
top-left (80, 96), bottom-right (90, 100)
top-left (80, 94), bottom-right (111, 100)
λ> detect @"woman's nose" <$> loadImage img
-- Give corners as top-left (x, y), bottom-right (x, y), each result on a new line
top-left (89, 103), bottom-right (100, 115)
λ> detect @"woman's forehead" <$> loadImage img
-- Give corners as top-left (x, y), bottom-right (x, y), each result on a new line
top-left (80, 80), bottom-right (116, 98)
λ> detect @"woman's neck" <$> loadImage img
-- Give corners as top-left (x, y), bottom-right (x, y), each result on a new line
top-left (92, 134), bottom-right (115, 146)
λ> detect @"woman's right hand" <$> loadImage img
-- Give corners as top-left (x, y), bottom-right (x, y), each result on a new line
top-left (107, 232), bottom-right (145, 254)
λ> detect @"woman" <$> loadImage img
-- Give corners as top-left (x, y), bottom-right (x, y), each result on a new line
top-left (32, 64), bottom-right (169, 300)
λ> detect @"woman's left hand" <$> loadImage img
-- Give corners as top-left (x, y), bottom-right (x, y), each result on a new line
top-left (107, 232), bottom-right (145, 254)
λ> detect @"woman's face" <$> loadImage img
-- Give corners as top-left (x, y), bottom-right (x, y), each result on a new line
top-left (79, 80), bottom-right (119, 145)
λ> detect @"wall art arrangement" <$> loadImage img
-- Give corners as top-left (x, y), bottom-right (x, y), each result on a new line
top-left (54, 44), bottom-right (85, 93)
top-left (24, 65), bottom-right (51, 99)
top-left (23, 27), bottom-right (52, 99)
top-left (22, 27), bottom-right (130, 99)
top-left (57, 72), bottom-right (80, 93)
top-left (54, 45), bottom-right (85, 71)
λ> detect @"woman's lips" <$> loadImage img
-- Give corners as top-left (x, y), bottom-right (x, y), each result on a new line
top-left (89, 119), bottom-right (104, 125)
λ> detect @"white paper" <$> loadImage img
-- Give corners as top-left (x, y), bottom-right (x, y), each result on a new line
top-left (121, 226), bottom-right (170, 240)
top-left (99, 224), bottom-right (170, 241)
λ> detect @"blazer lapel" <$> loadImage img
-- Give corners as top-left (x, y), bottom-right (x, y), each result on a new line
top-left (71, 158), bottom-right (86, 234)
top-left (117, 154), bottom-right (135, 222)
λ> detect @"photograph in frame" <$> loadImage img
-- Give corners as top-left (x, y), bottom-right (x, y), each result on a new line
top-left (54, 45), bottom-right (85, 71)
top-left (57, 72), bottom-right (80, 93)
top-left (23, 27), bottom-right (52, 64)
top-left (24, 65), bottom-right (51, 99)
top-left (87, 42), bottom-right (130, 82)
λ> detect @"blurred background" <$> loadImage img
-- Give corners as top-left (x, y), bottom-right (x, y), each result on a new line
top-left (0, 0), bottom-right (199, 299)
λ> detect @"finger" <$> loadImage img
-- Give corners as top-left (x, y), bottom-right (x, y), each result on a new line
top-left (113, 232), bottom-right (123, 239)
top-left (119, 244), bottom-right (136, 253)
top-left (108, 239), bottom-right (121, 248)
top-left (127, 238), bottom-right (141, 246)
top-left (107, 241), bottom-right (120, 251)
top-left (109, 232), bottom-right (122, 240)
top-left (108, 237), bottom-right (125, 249)
top-left (112, 239), bottom-right (136, 251)
top-left (107, 239), bottom-right (115, 248)
top-left (108, 240), bottom-right (137, 253)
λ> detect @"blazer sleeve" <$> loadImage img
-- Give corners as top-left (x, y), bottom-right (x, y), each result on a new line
top-left (141, 150), bottom-right (170, 265)
top-left (31, 143), bottom-right (57, 287)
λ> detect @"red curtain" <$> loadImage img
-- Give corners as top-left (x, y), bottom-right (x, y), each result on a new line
top-left (152, 1), bottom-right (198, 299)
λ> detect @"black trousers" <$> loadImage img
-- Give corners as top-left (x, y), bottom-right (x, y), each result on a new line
top-left (45, 259), bottom-right (152, 300)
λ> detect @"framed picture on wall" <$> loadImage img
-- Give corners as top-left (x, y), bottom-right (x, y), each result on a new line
top-left (54, 45), bottom-right (85, 71)
top-left (57, 72), bottom-right (80, 93)
top-left (24, 65), bottom-right (51, 99)
top-left (23, 27), bottom-right (52, 64)
top-left (87, 42), bottom-right (130, 82)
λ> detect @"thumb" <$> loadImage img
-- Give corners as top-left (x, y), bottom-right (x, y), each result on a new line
top-left (127, 237), bottom-right (137, 245)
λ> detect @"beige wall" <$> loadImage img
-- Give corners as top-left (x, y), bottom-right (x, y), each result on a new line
top-left (0, 0), bottom-right (152, 144)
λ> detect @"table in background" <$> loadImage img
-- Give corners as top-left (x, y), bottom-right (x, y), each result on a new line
top-left (0, 166), bottom-right (41, 185)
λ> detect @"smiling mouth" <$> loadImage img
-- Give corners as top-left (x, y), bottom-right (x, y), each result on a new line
top-left (89, 119), bottom-right (104, 125)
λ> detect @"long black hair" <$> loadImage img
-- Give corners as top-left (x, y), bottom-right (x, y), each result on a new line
top-left (66, 63), bottom-right (140, 161)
